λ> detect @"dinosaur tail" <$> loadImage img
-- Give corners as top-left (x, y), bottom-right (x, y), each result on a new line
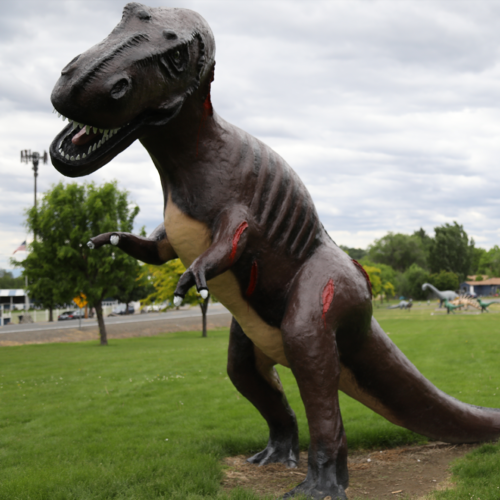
top-left (339, 317), bottom-right (500, 443)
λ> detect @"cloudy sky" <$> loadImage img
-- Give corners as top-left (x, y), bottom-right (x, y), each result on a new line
top-left (1, 0), bottom-right (500, 271)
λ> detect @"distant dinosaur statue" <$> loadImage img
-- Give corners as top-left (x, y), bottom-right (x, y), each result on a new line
top-left (387, 299), bottom-right (412, 310)
top-left (422, 283), bottom-right (458, 307)
top-left (476, 298), bottom-right (500, 313)
top-left (450, 296), bottom-right (481, 311)
top-left (444, 299), bottom-right (463, 315)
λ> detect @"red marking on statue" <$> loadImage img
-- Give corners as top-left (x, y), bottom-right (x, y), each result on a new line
top-left (246, 260), bottom-right (259, 297)
top-left (352, 259), bottom-right (372, 296)
top-left (230, 221), bottom-right (249, 264)
top-left (321, 279), bottom-right (335, 325)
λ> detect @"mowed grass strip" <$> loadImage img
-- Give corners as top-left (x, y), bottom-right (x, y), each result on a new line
top-left (0, 306), bottom-right (499, 499)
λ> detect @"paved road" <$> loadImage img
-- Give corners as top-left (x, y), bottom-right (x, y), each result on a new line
top-left (0, 303), bottom-right (232, 346)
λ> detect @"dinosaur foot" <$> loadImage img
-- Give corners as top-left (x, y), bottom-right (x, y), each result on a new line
top-left (247, 439), bottom-right (299, 468)
top-left (282, 479), bottom-right (347, 500)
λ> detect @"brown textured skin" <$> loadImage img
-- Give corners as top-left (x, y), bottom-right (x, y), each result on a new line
top-left (49, 4), bottom-right (500, 499)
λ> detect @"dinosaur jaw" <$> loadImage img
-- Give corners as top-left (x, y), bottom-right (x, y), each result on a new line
top-left (49, 112), bottom-right (143, 178)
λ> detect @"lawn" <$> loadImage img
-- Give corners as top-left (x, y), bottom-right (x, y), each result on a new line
top-left (1, 304), bottom-right (499, 499)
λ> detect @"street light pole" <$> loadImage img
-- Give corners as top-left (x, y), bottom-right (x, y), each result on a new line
top-left (20, 149), bottom-right (48, 317)
top-left (20, 150), bottom-right (48, 210)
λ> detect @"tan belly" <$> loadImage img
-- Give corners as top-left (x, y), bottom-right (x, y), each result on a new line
top-left (165, 196), bottom-right (289, 367)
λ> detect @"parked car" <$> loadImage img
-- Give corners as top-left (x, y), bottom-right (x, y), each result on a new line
top-left (58, 310), bottom-right (85, 321)
top-left (108, 304), bottom-right (135, 316)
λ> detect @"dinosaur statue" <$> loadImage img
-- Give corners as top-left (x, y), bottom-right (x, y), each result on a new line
top-left (387, 298), bottom-right (412, 310)
top-left (48, 5), bottom-right (500, 499)
top-left (422, 283), bottom-right (458, 307)
top-left (443, 299), bottom-right (463, 315)
top-left (476, 298), bottom-right (500, 313)
top-left (450, 296), bottom-right (481, 311)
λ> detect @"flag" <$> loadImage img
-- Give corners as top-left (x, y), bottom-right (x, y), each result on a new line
top-left (13, 241), bottom-right (27, 254)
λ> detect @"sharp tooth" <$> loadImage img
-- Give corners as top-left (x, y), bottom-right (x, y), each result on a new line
top-left (57, 113), bottom-right (61, 118)
top-left (65, 154), bottom-right (70, 160)
top-left (114, 128), bottom-right (119, 133)
top-left (82, 153), bottom-right (86, 159)
top-left (72, 121), bottom-right (78, 131)
top-left (92, 144), bottom-right (96, 152)
top-left (109, 130), bottom-right (114, 137)
top-left (85, 125), bottom-right (90, 134)
top-left (97, 140), bottom-right (102, 148)
top-left (76, 154), bottom-right (81, 160)
top-left (88, 146), bottom-right (92, 155)
top-left (93, 127), bottom-right (97, 134)
top-left (61, 115), bottom-right (66, 121)
top-left (79, 123), bottom-right (85, 129)
top-left (103, 130), bottom-right (109, 138)
top-left (99, 129), bottom-right (103, 133)
top-left (70, 156), bottom-right (75, 161)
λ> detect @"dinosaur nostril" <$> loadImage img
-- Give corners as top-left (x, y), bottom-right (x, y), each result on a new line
top-left (110, 78), bottom-right (130, 100)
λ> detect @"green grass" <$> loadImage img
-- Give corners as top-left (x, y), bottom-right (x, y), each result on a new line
top-left (0, 305), bottom-right (500, 499)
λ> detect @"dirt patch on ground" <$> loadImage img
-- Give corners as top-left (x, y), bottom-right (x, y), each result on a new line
top-left (222, 442), bottom-right (477, 499)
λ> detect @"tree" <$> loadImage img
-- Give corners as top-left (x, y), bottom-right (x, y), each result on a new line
top-left (15, 182), bottom-right (141, 344)
top-left (0, 270), bottom-right (24, 289)
top-left (477, 246), bottom-right (500, 278)
top-left (142, 259), bottom-right (212, 337)
top-left (470, 247), bottom-right (487, 276)
top-left (398, 264), bottom-right (430, 300)
top-left (428, 222), bottom-right (473, 281)
top-left (360, 259), bottom-right (397, 302)
top-left (340, 246), bottom-right (366, 261)
top-left (429, 270), bottom-right (459, 292)
top-left (367, 232), bottom-right (427, 272)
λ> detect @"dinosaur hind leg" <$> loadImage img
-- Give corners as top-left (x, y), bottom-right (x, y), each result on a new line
top-left (227, 318), bottom-right (299, 467)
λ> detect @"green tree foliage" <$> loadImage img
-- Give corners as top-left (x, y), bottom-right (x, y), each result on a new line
top-left (397, 264), bottom-right (430, 300)
top-left (15, 182), bottom-right (141, 343)
top-left (142, 259), bottom-right (211, 337)
top-left (340, 246), bottom-right (366, 261)
top-left (360, 259), bottom-right (397, 302)
top-left (428, 222), bottom-right (473, 281)
top-left (477, 246), bottom-right (500, 278)
top-left (367, 232), bottom-right (427, 272)
top-left (470, 247), bottom-right (487, 275)
top-left (0, 270), bottom-right (24, 289)
top-left (429, 270), bottom-right (459, 292)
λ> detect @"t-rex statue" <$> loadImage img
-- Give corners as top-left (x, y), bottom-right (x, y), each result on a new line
top-left (48, 4), bottom-right (500, 499)
top-left (421, 282), bottom-right (458, 307)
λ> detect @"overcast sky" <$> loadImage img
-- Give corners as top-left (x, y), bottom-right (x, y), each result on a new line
top-left (1, 0), bottom-right (500, 271)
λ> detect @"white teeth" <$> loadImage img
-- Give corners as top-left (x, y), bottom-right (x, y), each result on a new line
top-left (103, 130), bottom-right (109, 138)
top-left (61, 115), bottom-right (66, 121)
top-left (57, 113), bottom-right (61, 118)
top-left (99, 128), bottom-right (103, 133)
top-left (97, 140), bottom-right (101, 148)
top-left (79, 123), bottom-right (85, 129)
top-left (70, 156), bottom-right (75, 161)
top-left (76, 154), bottom-right (81, 160)
top-left (88, 146), bottom-right (92, 155)
top-left (93, 127), bottom-right (97, 134)
top-left (92, 144), bottom-right (96, 152)
top-left (82, 153), bottom-right (86, 159)
top-left (85, 125), bottom-right (90, 134)
top-left (65, 154), bottom-right (70, 160)
top-left (71, 121), bottom-right (78, 131)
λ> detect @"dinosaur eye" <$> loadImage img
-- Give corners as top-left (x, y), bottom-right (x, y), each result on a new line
top-left (173, 51), bottom-right (181, 62)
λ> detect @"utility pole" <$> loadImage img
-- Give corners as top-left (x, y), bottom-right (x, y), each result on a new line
top-left (19, 150), bottom-right (48, 316)
top-left (20, 150), bottom-right (48, 210)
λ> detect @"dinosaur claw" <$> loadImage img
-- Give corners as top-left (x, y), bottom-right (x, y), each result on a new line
top-left (87, 240), bottom-right (95, 249)
top-left (173, 295), bottom-right (183, 307)
top-left (199, 288), bottom-right (209, 299)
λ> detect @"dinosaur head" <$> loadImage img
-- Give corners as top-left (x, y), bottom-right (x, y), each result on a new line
top-left (50, 3), bottom-right (215, 177)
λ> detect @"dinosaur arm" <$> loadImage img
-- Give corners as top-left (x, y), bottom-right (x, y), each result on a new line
top-left (174, 205), bottom-right (250, 300)
top-left (88, 223), bottom-right (177, 265)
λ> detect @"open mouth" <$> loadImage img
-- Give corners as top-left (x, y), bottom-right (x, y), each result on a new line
top-left (49, 108), bottom-right (144, 177)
